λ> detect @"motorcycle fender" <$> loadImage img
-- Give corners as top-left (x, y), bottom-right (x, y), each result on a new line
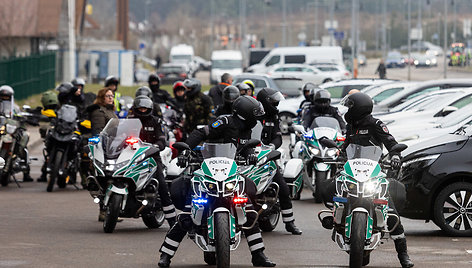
top-left (314, 162), bottom-right (330, 171)
top-left (345, 208), bottom-right (369, 239)
top-left (191, 202), bottom-right (205, 226)
top-left (291, 141), bottom-right (303, 158)
top-left (104, 185), bottom-right (128, 209)
top-left (208, 209), bottom-right (236, 241)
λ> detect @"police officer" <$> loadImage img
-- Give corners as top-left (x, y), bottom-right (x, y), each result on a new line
top-left (214, 85), bottom-right (240, 116)
top-left (340, 92), bottom-right (414, 268)
top-left (182, 79), bottom-right (213, 136)
top-left (158, 96), bottom-right (275, 267)
top-left (257, 88), bottom-right (302, 235)
top-left (299, 82), bottom-right (318, 109)
top-left (148, 73), bottom-right (173, 105)
top-left (302, 89), bottom-right (346, 133)
top-left (104, 75), bottom-right (121, 112)
top-left (132, 96), bottom-right (176, 227)
top-left (208, 72), bottom-right (232, 106)
top-left (135, 86), bottom-right (163, 118)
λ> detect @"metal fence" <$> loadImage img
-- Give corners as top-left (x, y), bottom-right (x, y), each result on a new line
top-left (0, 53), bottom-right (56, 100)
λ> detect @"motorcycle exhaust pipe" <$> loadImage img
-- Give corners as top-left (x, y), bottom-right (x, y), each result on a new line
top-left (135, 200), bottom-right (149, 216)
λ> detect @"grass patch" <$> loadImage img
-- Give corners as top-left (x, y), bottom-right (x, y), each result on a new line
top-left (17, 84), bottom-right (212, 109)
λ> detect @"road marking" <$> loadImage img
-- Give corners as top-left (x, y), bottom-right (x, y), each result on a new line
top-left (115, 253), bottom-right (134, 256)
top-left (452, 238), bottom-right (459, 242)
top-left (466, 249), bottom-right (472, 254)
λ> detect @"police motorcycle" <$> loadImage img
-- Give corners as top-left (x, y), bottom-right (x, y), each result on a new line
top-left (172, 140), bottom-right (261, 268)
top-left (87, 118), bottom-right (166, 233)
top-left (317, 143), bottom-right (407, 268)
top-left (289, 116), bottom-right (345, 202)
top-left (44, 104), bottom-right (86, 192)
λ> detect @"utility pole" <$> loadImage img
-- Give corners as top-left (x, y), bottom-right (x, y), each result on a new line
top-left (282, 0), bottom-right (287, 46)
top-left (329, 0), bottom-right (335, 46)
top-left (210, 0), bottom-right (214, 54)
top-left (66, 0), bottom-right (76, 81)
top-left (417, 0), bottom-right (422, 52)
top-left (314, 0), bottom-right (318, 45)
top-left (381, 0), bottom-right (387, 60)
top-left (351, 0), bottom-right (358, 78)
top-left (444, 0), bottom-right (448, 78)
top-left (375, 0), bottom-right (379, 52)
top-left (407, 0), bottom-right (411, 81)
top-left (453, 0), bottom-right (456, 43)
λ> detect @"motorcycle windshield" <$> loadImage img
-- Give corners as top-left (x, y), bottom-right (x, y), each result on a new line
top-left (57, 105), bottom-right (77, 122)
top-left (309, 116), bottom-right (341, 132)
top-left (345, 144), bottom-right (382, 162)
top-left (201, 143), bottom-right (237, 159)
top-left (100, 118), bottom-right (143, 158)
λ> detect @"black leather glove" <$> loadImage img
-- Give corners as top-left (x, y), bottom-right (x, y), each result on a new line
top-left (178, 213), bottom-right (193, 231)
top-left (390, 155), bottom-right (401, 170)
top-left (247, 154), bottom-right (258, 165)
top-left (177, 150), bottom-right (190, 168)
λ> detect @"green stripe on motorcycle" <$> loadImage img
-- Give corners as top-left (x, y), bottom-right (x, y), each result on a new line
top-left (229, 162), bottom-right (237, 176)
top-left (366, 215), bottom-right (373, 240)
top-left (202, 162), bottom-right (212, 177)
top-left (230, 214), bottom-right (236, 238)
top-left (208, 214), bottom-right (214, 240)
top-left (345, 213), bottom-right (352, 238)
top-left (370, 164), bottom-right (381, 178)
top-left (344, 162), bottom-right (354, 178)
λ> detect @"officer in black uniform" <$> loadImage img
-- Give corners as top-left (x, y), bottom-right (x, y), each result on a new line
top-left (148, 74), bottom-right (174, 105)
top-left (214, 85), bottom-right (240, 116)
top-left (135, 86), bottom-right (163, 118)
top-left (158, 96), bottom-right (276, 268)
top-left (302, 89), bottom-right (346, 133)
top-left (299, 82), bottom-right (318, 109)
top-left (340, 92), bottom-right (414, 268)
top-left (256, 88), bottom-right (302, 235)
top-left (132, 96), bottom-right (176, 227)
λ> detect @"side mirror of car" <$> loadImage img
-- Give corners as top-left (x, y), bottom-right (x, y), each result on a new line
top-left (439, 106), bottom-right (458, 117)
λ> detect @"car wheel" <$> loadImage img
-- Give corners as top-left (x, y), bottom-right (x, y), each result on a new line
top-left (433, 182), bottom-right (472, 236)
top-left (322, 78), bottom-right (332, 83)
top-left (279, 113), bottom-right (294, 135)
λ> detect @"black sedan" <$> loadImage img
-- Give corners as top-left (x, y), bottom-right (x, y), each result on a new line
top-left (157, 63), bottom-right (191, 84)
top-left (399, 125), bottom-right (472, 236)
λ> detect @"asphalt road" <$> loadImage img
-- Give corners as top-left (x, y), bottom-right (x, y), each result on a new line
top-left (1, 133), bottom-right (472, 268)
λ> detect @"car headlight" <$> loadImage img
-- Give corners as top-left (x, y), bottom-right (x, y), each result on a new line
top-left (414, 60), bottom-right (419, 65)
top-left (310, 147), bottom-right (320, 156)
top-left (426, 60), bottom-right (431, 65)
top-left (402, 154), bottom-right (440, 168)
top-left (326, 148), bottom-right (338, 158)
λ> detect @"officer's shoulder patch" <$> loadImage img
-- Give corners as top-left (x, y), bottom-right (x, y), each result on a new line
top-left (212, 120), bottom-right (223, 128)
top-left (382, 125), bottom-right (389, 133)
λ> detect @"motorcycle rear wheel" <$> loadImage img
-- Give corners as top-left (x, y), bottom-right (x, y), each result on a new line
top-left (0, 146), bottom-right (10, 186)
top-left (142, 209), bottom-right (165, 229)
top-left (259, 207), bottom-right (280, 232)
top-left (215, 212), bottom-right (230, 268)
top-left (103, 194), bottom-right (122, 233)
top-left (349, 212), bottom-right (367, 268)
top-left (47, 151), bottom-right (63, 192)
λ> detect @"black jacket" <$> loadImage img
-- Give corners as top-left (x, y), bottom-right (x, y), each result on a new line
top-left (208, 83), bottom-right (230, 107)
top-left (302, 105), bottom-right (346, 133)
top-left (342, 114), bottom-right (398, 153)
top-left (152, 90), bottom-right (174, 105)
top-left (214, 103), bottom-right (233, 117)
top-left (261, 115), bottom-right (282, 149)
top-left (138, 115), bottom-right (166, 150)
top-left (185, 115), bottom-right (251, 151)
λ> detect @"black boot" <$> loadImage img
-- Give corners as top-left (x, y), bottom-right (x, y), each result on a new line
top-left (285, 221), bottom-right (302, 235)
top-left (22, 173), bottom-right (33, 182)
top-left (37, 174), bottom-right (47, 182)
top-left (394, 238), bottom-right (414, 268)
top-left (251, 250), bottom-right (276, 267)
top-left (158, 252), bottom-right (172, 267)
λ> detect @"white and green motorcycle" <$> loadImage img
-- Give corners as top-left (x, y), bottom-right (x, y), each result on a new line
top-left (87, 118), bottom-right (166, 233)
top-left (318, 143), bottom-right (406, 267)
top-left (173, 141), bottom-right (261, 268)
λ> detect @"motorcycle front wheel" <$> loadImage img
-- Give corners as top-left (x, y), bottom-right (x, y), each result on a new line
top-left (47, 150), bottom-right (63, 192)
top-left (103, 194), bottom-right (122, 233)
top-left (142, 208), bottom-right (165, 229)
top-left (214, 212), bottom-right (230, 268)
top-left (349, 212), bottom-right (367, 268)
top-left (313, 170), bottom-right (327, 203)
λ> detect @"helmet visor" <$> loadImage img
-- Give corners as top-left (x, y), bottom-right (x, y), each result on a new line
top-left (340, 95), bottom-right (355, 108)
top-left (253, 102), bottom-right (266, 118)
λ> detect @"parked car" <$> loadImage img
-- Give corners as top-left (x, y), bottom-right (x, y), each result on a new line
top-left (278, 94), bottom-right (305, 134)
top-left (309, 62), bottom-right (351, 80)
top-left (156, 63), bottom-right (191, 84)
top-left (267, 64), bottom-right (341, 84)
top-left (411, 53), bottom-right (438, 68)
top-left (385, 51), bottom-right (406, 68)
top-left (363, 81), bottom-right (413, 104)
top-left (373, 79), bottom-right (472, 113)
top-left (271, 75), bottom-right (304, 98)
top-left (319, 79), bottom-right (394, 103)
top-left (232, 73), bottom-right (281, 95)
top-left (134, 68), bottom-right (151, 83)
top-left (399, 124), bottom-right (472, 236)
top-left (193, 56), bottom-right (211, 71)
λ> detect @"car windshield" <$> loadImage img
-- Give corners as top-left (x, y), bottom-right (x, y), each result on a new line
top-left (316, 66), bottom-right (339, 72)
top-left (345, 144), bottom-right (382, 162)
top-left (310, 116), bottom-right (341, 131)
top-left (212, 60), bottom-right (241, 69)
top-left (273, 78), bottom-right (303, 97)
top-left (160, 66), bottom-right (185, 73)
top-left (390, 93), bottom-right (440, 112)
top-left (437, 104), bottom-right (472, 128)
top-left (201, 143), bottom-right (237, 159)
top-left (372, 87), bottom-right (404, 103)
top-left (100, 118), bottom-right (143, 159)
top-left (171, 55), bottom-right (192, 62)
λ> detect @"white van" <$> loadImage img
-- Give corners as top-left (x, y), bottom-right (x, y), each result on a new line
top-left (169, 44), bottom-right (197, 75)
top-left (210, 50), bottom-right (243, 84)
top-left (246, 46), bottom-right (344, 74)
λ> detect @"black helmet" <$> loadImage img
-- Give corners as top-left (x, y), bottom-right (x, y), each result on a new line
top-left (135, 86), bottom-right (153, 99)
top-left (105, 76), bottom-right (119, 87)
top-left (148, 73), bottom-right (161, 84)
top-left (133, 95), bottom-right (154, 117)
top-left (71, 78), bottom-right (85, 88)
top-left (312, 89), bottom-right (331, 112)
top-left (232, 96), bottom-right (265, 129)
top-left (257, 87), bottom-right (284, 116)
top-left (183, 78), bottom-right (202, 97)
top-left (55, 82), bottom-right (74, 94)
top-left (302, 82), bottom-right (317, 101)
top-left (222, 86), bottom-right (240, 104)
top-left (236, 83), bottom-right (251, 96)
top-left (341, 92), bottom-right (373, 123)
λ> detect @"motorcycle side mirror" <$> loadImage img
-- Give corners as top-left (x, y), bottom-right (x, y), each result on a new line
top-left (237, 139), bottom-right (261, 154)
top-left (22, 105), bottom-right (31, 111)
top-left (172, 142), bottom-right (190, 152)
top-left (319, 138), bottom-right (338, 148)
top-left (390, 143), bottom-right (408, 154)
top-left (265, 150), bottom-right (281, 162)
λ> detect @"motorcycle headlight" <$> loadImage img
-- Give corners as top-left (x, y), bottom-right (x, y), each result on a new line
top-left (344, 180), bottom-right (358, 196)
top-left (204, 181), bottom-right (218, 195)
top-left (326, 148), bottom-right (338, 158)
top-left (362, 180), bottom-right (380, 197)
top-left (310, 146), bottom-right (320, 156)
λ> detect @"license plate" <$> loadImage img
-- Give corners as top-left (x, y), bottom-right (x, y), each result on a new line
top-left (167, 74), bottom-right (177, 78)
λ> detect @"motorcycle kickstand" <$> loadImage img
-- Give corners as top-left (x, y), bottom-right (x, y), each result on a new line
top-left (11, 174), bottom-right (21, 188)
